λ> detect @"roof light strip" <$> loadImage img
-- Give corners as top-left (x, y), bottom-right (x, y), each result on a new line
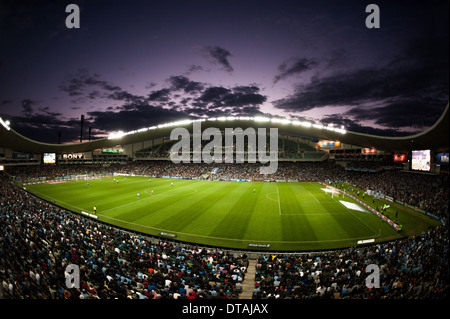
top-left (108, 116), bottom-right (346, 139)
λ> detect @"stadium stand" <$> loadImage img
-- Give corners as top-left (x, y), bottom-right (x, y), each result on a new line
top-left (0, 160), bottom-right (448, 299)
top-left (253, 225), bottom-right (448, 299)
top-left (0, 175), bottom-right (249, 299)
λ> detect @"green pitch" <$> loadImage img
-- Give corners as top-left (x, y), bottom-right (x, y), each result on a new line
top-left (23, 176), bottom-right (440, 251)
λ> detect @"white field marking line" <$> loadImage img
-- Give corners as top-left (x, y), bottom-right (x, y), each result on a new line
top-left (306, 189), bottom-right (320, 203)
top-left (265, 192), bottom-right (278, 202)
top-left (99, 213), bottom-right (381, 244)
top-left (281, 213), bottom-right (349, 216)
top-left (31, 184), bottom-right (380, 244)
top-left (101, 181), bottom-right (197, 214)
top-left (26, 189), bottom-right (81, 212)
top-left (30, 182), bottom-right (381, 245)
top-left (319, 187), bottom-right (342, 203)
top-left (268, 187), bottom-right (344, 216)
top-left (144, 187), bottom-right (198, 196)
top-left (331, 195), bottom-right (379, 237)
top-left (276, 184), bottom-right (282, 215)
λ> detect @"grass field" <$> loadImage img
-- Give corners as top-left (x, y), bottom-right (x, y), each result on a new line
top-left (22, 176), bottom-right (441, 251)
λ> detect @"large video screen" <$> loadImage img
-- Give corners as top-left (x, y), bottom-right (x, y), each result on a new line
top-left (436, 153), bottom-right (449, 166)
top-left (412, 150), bottom-right (430, 171)
top-left (393, 153), bottom-right (406, 163)
top-left (43, 153), bottom-right (56, 164)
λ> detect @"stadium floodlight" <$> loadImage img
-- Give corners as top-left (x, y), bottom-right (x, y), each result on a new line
top-left (335, 128), bottom-right (347, 134)
top-left (148, 126), bottom-right (157, 130)
top-left (271, 118), bottom-right (291, 125)
top-left (312, 123), bottom-right (323, 129)
top-left (226, 116), bottom-right (236, 121)
top-left (208, 117), bottom-right (217, 121)
top-left (217, 116), bottom-right (227, 121)
top-left (0, 117), bottom-right (11, 131)
top-left (238, 116), bottom-right (251, 121)
top-left (108, 130), bottom-right (125, 139)
top-left (292, 120), bottom-right (311, 128)
top-left (253, 116), bottom-right (270, 122)
top-left (172, 119), bottom-right (192, 126)
top-left (300, 121), bottom-right (312, 128)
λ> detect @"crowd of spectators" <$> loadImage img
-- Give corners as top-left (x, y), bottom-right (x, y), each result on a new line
top-left (1, 170), bottom-right (448, 300)
top-left (134, 138), bottom-right (322, 160)
top-left (0, 176), bottom-right (248, 299)
top-left (1, 159), bottom-right (448, 300)
top-left (253, 225), bottom-right (448, 299)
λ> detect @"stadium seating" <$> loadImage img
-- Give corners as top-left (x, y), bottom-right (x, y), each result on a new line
top-left (0, 161), bottom-right (448, 299)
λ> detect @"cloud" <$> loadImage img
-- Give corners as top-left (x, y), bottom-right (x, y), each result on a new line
top-left (319, 113), bottom-right (404, 136)
top-left (344, 98), bottom-right (446, 131)
top-left (108, 90), bottom-right (147, 104)
top-left (1, 99), bottom-right (13, 105)
top-left (38, 106), bottom-right (62, 117)
top-left (197, 86), bottom-right (231, 105)
top-left (273, 57), bottom-right (318, 84)
top-left (186, 64), bottom-right (204, 75)
top-left (273, 67), bottom-right (383, 112)
top-left (195, 85), bottom-right (266, 110)
top-left (4, 111), bottom-right (81, 143)
top-left (18, 69), bottom-right (269, 143)
top-left (87, 104), bottom-right (193, 133)
top-left (21, 99), bottom-right (36, 116)
top-left (168, 75), bottom-right (204, 94)
top-left (324, 49), bottom-right (349, 70)
top-left (58, 69), bottom-right (121, 101)
top-left (204, 46), bottom-right (234, 73)
top-left (272, 35), bottom-right (448, 133)
top-left (148, 88), bottom-right (172, 102)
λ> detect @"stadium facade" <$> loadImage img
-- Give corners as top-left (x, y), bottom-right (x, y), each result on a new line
top-left (0, 103), bottom-right (448, 300)
top-left (0, 102), bottom-right (448, 169)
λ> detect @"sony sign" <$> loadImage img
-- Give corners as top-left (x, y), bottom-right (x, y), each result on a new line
top-left (62, 153), bottom-right (84, 160)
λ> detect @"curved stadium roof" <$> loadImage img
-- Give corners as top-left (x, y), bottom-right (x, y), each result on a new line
top-left (0, 102), bottom-right (448, 154)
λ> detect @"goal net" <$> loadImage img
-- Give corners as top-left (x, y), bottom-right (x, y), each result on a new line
top-left (321, 185), bottom-right (341, 198)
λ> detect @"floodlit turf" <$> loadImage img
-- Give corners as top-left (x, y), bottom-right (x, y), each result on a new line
top-left (23, 176), bottom-right (440, 251)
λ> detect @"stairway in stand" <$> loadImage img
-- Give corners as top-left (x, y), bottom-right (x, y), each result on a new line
top-left (239, 258), bottom-right (257, 299)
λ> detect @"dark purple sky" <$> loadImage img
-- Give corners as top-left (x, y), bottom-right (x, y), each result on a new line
top-left (0, 0), bottom-right (448, 143)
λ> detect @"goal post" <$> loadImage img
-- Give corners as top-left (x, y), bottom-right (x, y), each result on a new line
top-left (322, 185), bottom-right (341, 198)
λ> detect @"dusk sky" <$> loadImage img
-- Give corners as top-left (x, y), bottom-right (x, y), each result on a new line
top-left (0, 0), bottom-right (448, 144)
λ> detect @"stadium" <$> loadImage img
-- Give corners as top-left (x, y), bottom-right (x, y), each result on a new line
top-left (0, 0), bottom-right (449, 307)
top-left (0, 102), bottom-right (448, 300)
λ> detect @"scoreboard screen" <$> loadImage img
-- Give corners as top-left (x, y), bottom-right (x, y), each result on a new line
top-left (412, 150), bottom-right (430, 171)
top-left (43, 153), bottom-right (56, 164)
top-left (393, 154), bottom-right (406, 163)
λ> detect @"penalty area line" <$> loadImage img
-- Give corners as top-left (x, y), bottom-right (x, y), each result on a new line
top-left (276, 184), bottom-right (282, 215)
